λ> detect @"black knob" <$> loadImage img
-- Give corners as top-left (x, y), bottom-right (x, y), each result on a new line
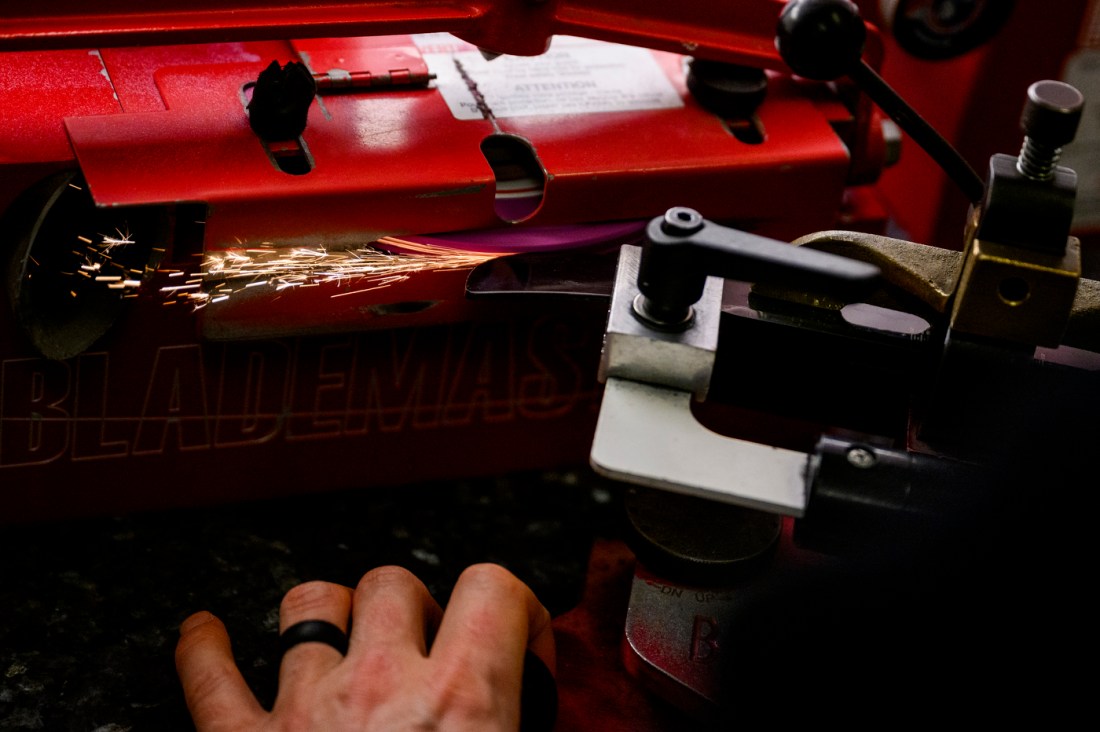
top-left (775, 0), bottom-right (866, 81)
top-left (686, 60), bottom-right (769, 118)
top-left (247, 60), bottom-right (317, 141)
top-left (1021, 80), bottom-right (1085, 150)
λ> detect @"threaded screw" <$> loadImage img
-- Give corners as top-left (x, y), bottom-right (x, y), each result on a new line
top-left (1017, 80), bottom-right (1085, 181)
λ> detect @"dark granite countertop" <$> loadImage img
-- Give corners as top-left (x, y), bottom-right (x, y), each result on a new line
top-left (4, 453), bottom-right (1097, 730)
top-left (0, 469), bottom-right (613, 731)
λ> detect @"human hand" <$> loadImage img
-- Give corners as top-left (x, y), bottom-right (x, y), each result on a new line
top-left (175, 563), bottom-right (556, 732)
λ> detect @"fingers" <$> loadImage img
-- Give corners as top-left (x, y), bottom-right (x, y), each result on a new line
top-left (176, 611), bottom-right (265, 732)
top-left (348, 565), bottom-right (444, 659)
top-left (277, 581), bottom-right (354, 695)
top-left (426, 565), bottom-right (555, 730)
top-left (177, 567), bottom-right (552, 732)
top-left (431, 564), bottom-right (556, 678)
top-left (340, 566), bottom-right (443, 708)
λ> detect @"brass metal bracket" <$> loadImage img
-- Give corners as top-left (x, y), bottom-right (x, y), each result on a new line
top-left (779, 229), bottom-right (1099, 353)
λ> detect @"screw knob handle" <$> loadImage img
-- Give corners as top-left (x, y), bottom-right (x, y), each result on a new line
top-left (775, 0), bottom-right (866, 80)
top-left (1020, 80), bottom-right (1085, 149)
top-left (248, 60), bottom-right (317, 141)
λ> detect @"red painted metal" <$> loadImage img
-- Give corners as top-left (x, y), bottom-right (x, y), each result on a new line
top-left (0, 2), bottom-right (891, 496)
top-left (553, 539), bottom-right (692, 732)
top-left (0, 0), bottom-right (792, 71)
top-left (0, 50), bottom-right (122, 163)
top-left (869, 0), bottom-right (1094, 248)
top-left (63, 47), bottom-right (501, 248)
top-left (0, 50), bottom-right (123, 217)
top-left (55, 37), bottom-right (857, 251)
top-left (0, 12), bottom-right (890, 505)
top-left (0, 31), bottom-right (879, 340)
top-left (0, 285), bottom-right (610, 521)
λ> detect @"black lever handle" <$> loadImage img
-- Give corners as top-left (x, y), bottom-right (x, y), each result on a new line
top-left (636, 207), bottom-right (880, 329)
top-left (775, 0), bottom-right (986, 204)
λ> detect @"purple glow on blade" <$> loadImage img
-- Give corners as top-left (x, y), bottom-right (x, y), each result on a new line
top-left (394, 220), bottom-right (647, 254)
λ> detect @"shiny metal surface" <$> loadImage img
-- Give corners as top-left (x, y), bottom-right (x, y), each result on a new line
top-left (598, 245), bottom-right (722, 400)
top-left (590, 377), bottom-right (808, 515)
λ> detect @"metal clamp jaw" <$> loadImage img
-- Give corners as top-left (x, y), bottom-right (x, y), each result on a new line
top-left (777, 80), bottom-right (1096, 458)
top-left (589, 208), bottom-right (879, 517)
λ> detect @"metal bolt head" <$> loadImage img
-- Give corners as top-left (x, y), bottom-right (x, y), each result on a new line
top-left (846, 446), bottom-right (877, 469)
top-left (1021, 80), bottom-right (1085, 149)
top-left (661, 207), bottom-right (705, 236)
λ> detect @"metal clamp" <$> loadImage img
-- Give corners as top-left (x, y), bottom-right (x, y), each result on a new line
top-left (590, 374), bottom-right (810, 515)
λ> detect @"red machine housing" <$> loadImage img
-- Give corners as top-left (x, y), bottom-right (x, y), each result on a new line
top-left (0, 3), bottom-right (893, 521)
top-left (864, 0), bottom-right (1099, 250)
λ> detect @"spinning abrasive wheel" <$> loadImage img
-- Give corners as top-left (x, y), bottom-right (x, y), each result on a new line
top-left (3, 171), bottom-right (167, 360)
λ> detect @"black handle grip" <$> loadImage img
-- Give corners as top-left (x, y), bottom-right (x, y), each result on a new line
top-left (776, 0), bottom-right (986, 203)
top-left (637, 208), bottom-right (880, 325)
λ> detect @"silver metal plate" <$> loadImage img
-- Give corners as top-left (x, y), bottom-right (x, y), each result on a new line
top-left (590, 377), bottom-right (809, 516)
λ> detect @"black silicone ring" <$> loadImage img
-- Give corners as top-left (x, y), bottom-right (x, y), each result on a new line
top-left (520, 650), bottom-right (558, 732)
top-left (278, 620), bottom-right (349, 658)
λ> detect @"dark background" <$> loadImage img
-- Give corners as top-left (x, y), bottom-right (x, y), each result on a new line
top-left (0, 469), bottom-right (610, 731)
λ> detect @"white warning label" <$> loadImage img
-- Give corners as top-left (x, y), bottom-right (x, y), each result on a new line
top-left (413, 33), bottom-right (684, 120)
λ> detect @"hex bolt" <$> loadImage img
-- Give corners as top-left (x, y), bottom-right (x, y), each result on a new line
top-left (660, 207), bottom-right (706, 236)
top-left (1017, 80), bottom-right (1085, 181)
top-left (846, 446), bottom-right (876, 469)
